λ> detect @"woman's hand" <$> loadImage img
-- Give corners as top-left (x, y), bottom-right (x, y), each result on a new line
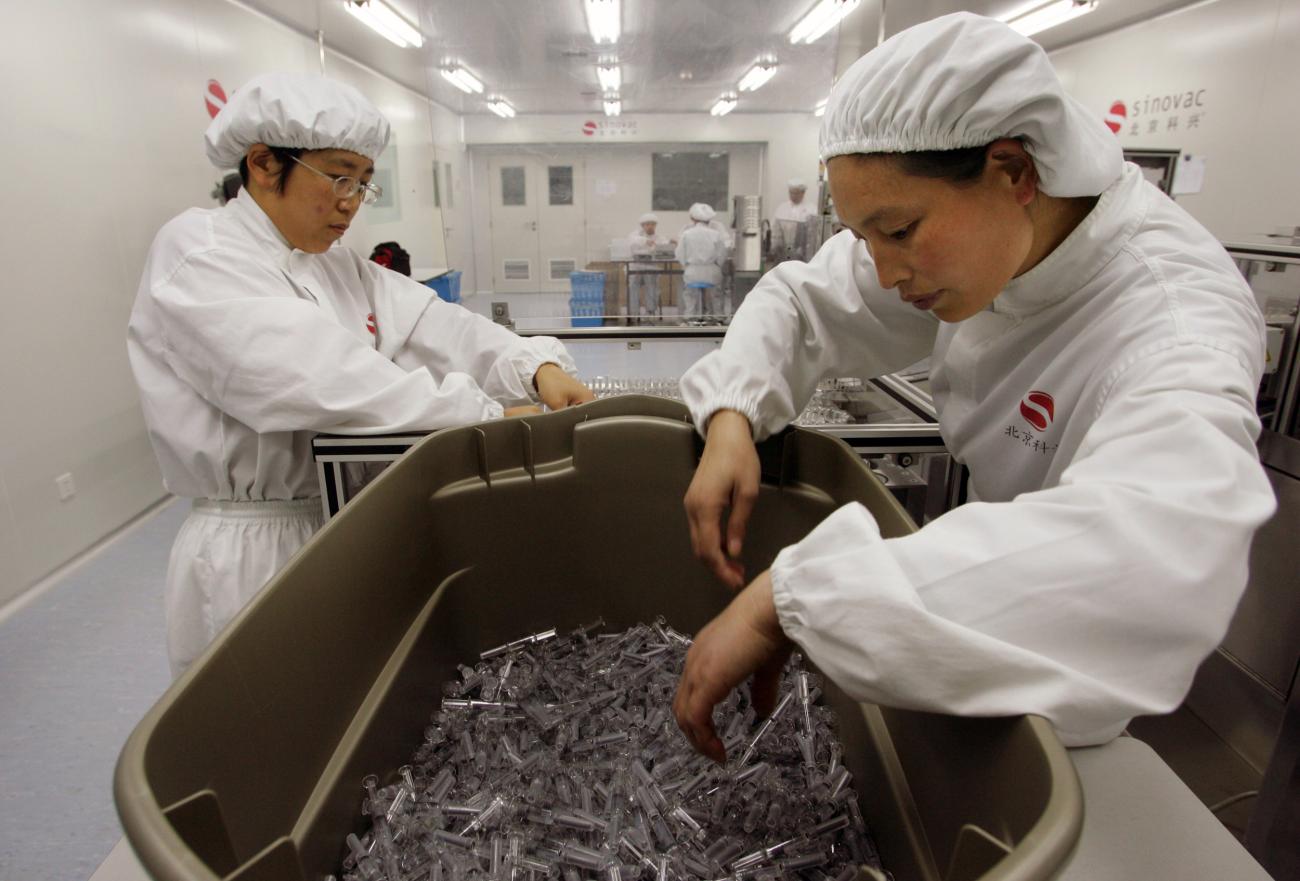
top-left (504, 405), bottom-right (543, 417)
top-left (534, 364), bottom-right (596, 410)
top-left (673, 571), bottom-right (791, 764)
top-left (684, 409), bottom-right (760, 590)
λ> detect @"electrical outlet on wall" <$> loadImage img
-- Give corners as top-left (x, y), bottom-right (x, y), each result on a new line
top-left (55, 472), bottom-right (76, 501)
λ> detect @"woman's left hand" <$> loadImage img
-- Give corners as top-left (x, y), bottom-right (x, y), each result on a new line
top-left (673, 570), bottom-right (792, 764)
top-left (533, 364), bottom-right (596, 410)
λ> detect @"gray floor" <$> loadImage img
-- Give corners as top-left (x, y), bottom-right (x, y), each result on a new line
top-left (0, 498), bottom-right (184, 881)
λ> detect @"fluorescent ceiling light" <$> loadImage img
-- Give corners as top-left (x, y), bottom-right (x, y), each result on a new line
top-left (813, 97), bottom-right (828, 117)
top-left (585, 0), bottom-right (621, 44)
top-left (344, 0), bottom-right (423, 49)
top-left (789, 0), bottom-right (860, 44)
top-left (710, 95), bottom-right (737, 117)
top-left (603, 92), bottom-right (622, 117)
top-left (486, 97), bottom-right (516, 118)
top-left (1000, 0), bottom-right (1098, 36)
top-left (597, 63), bottom-right (621, 92)
top-left (738, 60), bottom-right (778, 92)
top-left (440, 65), bottom-right (484, 94)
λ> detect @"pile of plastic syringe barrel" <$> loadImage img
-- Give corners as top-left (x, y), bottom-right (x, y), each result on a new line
top-left (336, 618), bottom-right (881, 881)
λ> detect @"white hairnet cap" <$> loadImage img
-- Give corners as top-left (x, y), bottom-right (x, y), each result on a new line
top-left (688, 203), bottom-right (715, 222)
top-left (819, 13), bottom-right (1122, 197)
top-left (787, 178), bottom-right (807, 190)
top-left (638, 212), bottom-right (659, 224)
top-left (204, 72), bottom-right (391, 169)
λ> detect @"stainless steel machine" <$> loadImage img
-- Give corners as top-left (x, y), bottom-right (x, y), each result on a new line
top-left (731, 194), bottom-right (762, 273)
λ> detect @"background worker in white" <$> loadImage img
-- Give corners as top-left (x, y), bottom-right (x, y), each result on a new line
top-left (627, 212), bottom-right (672, 319)
top-left (675, 203), bottom-right (730, 321)
top-left (128, 72), bottom-right (593, 677)
top-left (769, 177), bottom-right (815, 262)
top-left (672, 13), bottom-right (1275, 762)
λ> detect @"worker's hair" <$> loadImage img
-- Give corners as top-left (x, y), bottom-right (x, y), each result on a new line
top-left (237, 145), bottom-right (306, 194)
top-left (891, 145), bottom-right (989, 185)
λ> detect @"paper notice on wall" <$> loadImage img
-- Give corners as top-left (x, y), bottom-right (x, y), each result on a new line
top-left (1172, 155), bottom-right (1206, 195)
top-left (595, 179), bottom-right (617, 197)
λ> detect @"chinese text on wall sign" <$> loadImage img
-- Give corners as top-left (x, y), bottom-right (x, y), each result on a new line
top-left (1105, 89), bottom-right (1208, 138)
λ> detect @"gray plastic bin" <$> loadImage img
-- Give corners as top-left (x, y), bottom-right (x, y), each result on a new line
top-left (115, 396), bottom-right (1082, 881)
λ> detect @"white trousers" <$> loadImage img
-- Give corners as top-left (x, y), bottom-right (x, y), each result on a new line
top-left (165, 498), bottom-right (323, 678)
top-left (682, 285), bottom-right (708, 318)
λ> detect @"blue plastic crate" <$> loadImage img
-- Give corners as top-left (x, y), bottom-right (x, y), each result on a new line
top-left (569, 298), bottom-right (603, 328)
top-left (569, 271), bottom-right (606, 304)
top-left (425, 270), bottom-right (463, 304)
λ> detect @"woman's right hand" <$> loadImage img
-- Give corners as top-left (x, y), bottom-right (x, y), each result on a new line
top-left (684, 409), bottom-right (760, 590)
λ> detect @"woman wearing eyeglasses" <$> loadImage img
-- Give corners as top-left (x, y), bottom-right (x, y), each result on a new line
top-left (128, 72), bottom-right (593, 677)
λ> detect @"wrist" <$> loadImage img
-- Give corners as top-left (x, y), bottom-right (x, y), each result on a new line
top-left (744, 571), bottom-right (785, 644)
top-left (705, 408), bottom-right (752, 439)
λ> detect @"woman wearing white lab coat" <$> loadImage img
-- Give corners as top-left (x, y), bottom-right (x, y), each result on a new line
top-left (672, 14), bottom-right (1274, 760)
top-left (675, 203), bottom-right (729, 321)
top-left (128, 73), bottom-right (593, 676)
top-left (627, 212), bottom-right (672, 319)
top-left (769, 177), bottom-right (816, 262)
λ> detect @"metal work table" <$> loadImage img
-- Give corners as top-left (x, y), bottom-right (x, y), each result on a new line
top-left (312, 369), bottom-right (947, 521)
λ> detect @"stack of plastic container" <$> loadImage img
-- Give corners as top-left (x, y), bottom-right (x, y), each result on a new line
top-left (425, 270), bottom-right (463, 305)
top-left (569, 271), bottom-right (606, 327)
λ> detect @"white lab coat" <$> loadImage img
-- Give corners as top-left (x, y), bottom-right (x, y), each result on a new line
top-left (675, 223), bottom-right (728, 289)
top-left (771, 199), bottom-right (816, 260)
top-left (680, 163), bottom-right (1275, 745)
top-left (774, 199), bottom-right (815, 224)
top-left (129, 193), bottom-right (576, 675)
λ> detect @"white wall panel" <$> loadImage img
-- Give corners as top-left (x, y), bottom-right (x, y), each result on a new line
top-left (0, 0), bottom-right (193, 603)
top-left (1049, 0), bottom-right (1299, 238)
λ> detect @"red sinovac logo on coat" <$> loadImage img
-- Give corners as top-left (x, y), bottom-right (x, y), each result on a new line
top-left (1104, 101), bottom-right (1126, 134)
top-left (1020, 391), bottom-right (1055, 432)
top-left (366, 313), bottom-right (377, 335)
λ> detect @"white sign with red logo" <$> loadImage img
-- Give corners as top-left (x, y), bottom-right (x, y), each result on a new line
top-left (580, 118), bottom-right (638, 138)
top-left (1105, 88), bottom-right (1207, 139)
top-left (205, 79), bottom-right (227, 119)
top-left (1020, 390), bottom-right (1055, 433)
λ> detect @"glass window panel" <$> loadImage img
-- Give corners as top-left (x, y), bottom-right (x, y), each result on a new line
top-left (549, 166), bottom-right (574, 205)
top-left (501, 166), bottom-right (526, 206)
top-left (652, 152), bottom-right (729, 212)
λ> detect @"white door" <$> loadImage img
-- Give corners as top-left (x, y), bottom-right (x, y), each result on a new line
top-left (488, 156), bottom-right (541, 293)
top-left (537, 159), bottom-right (585, 293)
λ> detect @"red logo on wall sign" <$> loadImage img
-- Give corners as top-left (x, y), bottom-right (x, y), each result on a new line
top-left (581, 120), bottom-right (598, 136)
top-left (1020, 391), bottom-right (1055, 432)
top-left (1104, 100), bottom-right (1127, 135)
top-left (205, 80), bottom-right (228, 118)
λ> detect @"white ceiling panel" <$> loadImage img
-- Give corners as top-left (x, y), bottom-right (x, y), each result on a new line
top-left (242, 0), bottom-right (1209, 115)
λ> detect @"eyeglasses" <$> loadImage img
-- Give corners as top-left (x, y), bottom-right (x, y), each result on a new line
top-left (289, 155), bottom-right (383, 205)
